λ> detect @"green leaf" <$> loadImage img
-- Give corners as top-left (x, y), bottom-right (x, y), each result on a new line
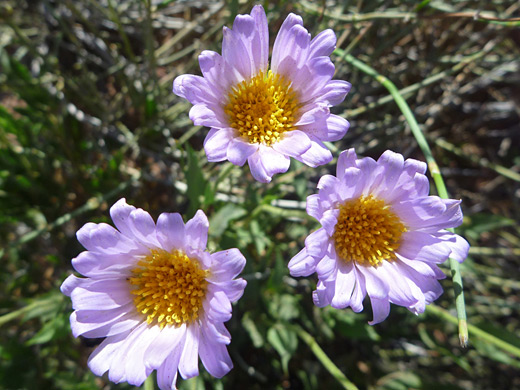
top-left (242, 312), bottom-right (264, 348)
top-left (26, 314), bottom-right (68, 346)
top-left (184, 144), bottom-right (208, 217)
top-left (209, 203), bottom-right (246, 237)
top-left (267, 324), bottom-right (298, 376)
top-left (375, 372), bottom-right (422, 390)
top-left (472, 338), bottom-right (520, 369)
top-left (267, 294), bottom-right (300, 322)
top-left (461, 213), bottom-right (516, 241)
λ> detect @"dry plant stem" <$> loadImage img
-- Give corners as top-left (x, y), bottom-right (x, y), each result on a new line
top-left (343, 49), bottom-right (489, 119)
top-left (155, 3), bottom-right (226, 58)
top-left (299, 0), bottom-right (520, 25)
top-left (434, 138), bottom-right (520, 183)
top-left (106, 0), bottom-right (136, 61)
top-left (469, 247), bottom-right (520, 257)
top-left (335, 48), bottom-right (468, 347)
top-left (290, 324), bottom-right (359, 390)
top-left (427, 305), bottom-right (520, 359)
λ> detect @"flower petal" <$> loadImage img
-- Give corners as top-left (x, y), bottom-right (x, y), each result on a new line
top-left (127, 208), bottom-right (160, 248)
top-left (71, 304), bottom-right (141, 338)
top-left (107, 322), bottom-right (151, 384)
top-left (306, 194), bottom-right (323, 221)
top-left (202, 313), bottom-right (231, 344)
top-left (247, 150), bottom-right (271, 183)
top-left (208, 249), bottom-right (246, 283)
top-left (70, 279), bottom-right (133, 311)
top-left (222, 26), bottom-right (252, 80)
top-left (189, 103), bottom-right (224, 128)
top-left (350, 267), bottom-right (366, 312)
top-left (256, 146), bottom-right (291, 179)
top-left (71, 252), bottom-right (133, 279)
top-left (123, 325), bottom-right (160, 386)
top-left (330, 262), bottom-right (355, 308)
top-left (76, 222), bottom-right (142, 255)
top-left (432, 231), bottom-right (470, 263)
top-left (296, 137), bottom-right (333, 168)
top-left (398, 231), bottom-right (452, 263)
top-left (199, 322), bottom-right (233, 378)
top-left (305, 228), bottom-right (330, 258)
top-left (185, 210), bottom-right (209, 251)
top-left (227, 137), bottom-right (258, 166)
top-left (88, 329), bottom-right (132, 377)
top-left (157, 345), bottom-right (182, 390)
top-left (144, 323), bottom-right (187, 370)
top-left (204, 128), bottom-right (235, 162)
top-left (230, 5), bottom-right (268, 77)
top-left (295, 104), bottom-right (329, 126)
top-left (198, 50), bottom-right (231, 93)
top-left (272, 130), bottom-right (312, 158)
top-left (309, 29), bottom-right (336, 58)
top-left (315, 251), bottom-right (338, 282)
top-left (312, 280), bottom-right (332, 307)
top-left (288, 248), bottom-right (318, 277)
top-left (156, 212), bottom-right (186, 252)
top-left (110, 198), bottom-right (136, 239)
top-left (319, 209), bottom-right (339, 236)
top-left (212, 278), bottom-right (247, 302)
top-left (271, 13), bottom-right (304, 73)
top-left (203, 288), bottom-right (232, 322)
top-left (358, 266), bottom-right (390, 300)
top-left (296, 57), bottom-right (335, 102)
top-left (178, 324), bottom-right (200, 379)
top-left (368, 297), bottom-right (391, 325)
top-left (393, 197), bottom-right (464, 231)
top-left (173, 74), bottom-right (218, 105)
top-left (336, 148), bottom-right (358, 178)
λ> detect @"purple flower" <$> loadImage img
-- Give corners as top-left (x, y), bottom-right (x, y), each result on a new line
top-left (61, 199), bottom-right (247, 389)
top-left (173, 5), bottom-right (351, 183)
top-left (288, 149), bottom-right (469, 324)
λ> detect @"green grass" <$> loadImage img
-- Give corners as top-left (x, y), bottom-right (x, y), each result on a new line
top-left (1, 0), bottom-right (520, 389)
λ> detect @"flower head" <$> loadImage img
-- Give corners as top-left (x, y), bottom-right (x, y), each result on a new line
top-left (173, 5), bottom-right (351, 182)
top-left (61, 199), bottom-right (247, 389)
top-left (288, 149), bottom-right (469, 324)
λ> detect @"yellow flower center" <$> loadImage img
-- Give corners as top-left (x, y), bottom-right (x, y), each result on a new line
top-left (129, 249), bottom-right (208, 328)
top-left (224, 70), bottom-right (300, 146)
top-left (333, 195), bottom-right (407, 267)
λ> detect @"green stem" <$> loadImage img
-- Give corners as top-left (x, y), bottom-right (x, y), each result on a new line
top-left (427, 305), bottom-right (520, 358)
top-left (336, 48), bottom-right (468, 346)
top-left (290, 325), bottom-right (359, 390)
top-left (143, 374), bottom-right (155, 390)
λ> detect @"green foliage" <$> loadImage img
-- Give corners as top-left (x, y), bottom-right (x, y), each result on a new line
top-left (1, 0), bottom-right (519, 389)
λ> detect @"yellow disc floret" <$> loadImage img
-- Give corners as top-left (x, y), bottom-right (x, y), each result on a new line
top-left (333, 195), bottom-right (407, 267)
top-left (129, 249), bottom-right (208, 328)
top-left (225, 70), bottom-right (300, 146)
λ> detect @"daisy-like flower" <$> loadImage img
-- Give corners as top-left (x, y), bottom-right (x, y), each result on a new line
top-left (60, 199), bottom-right (247, 389)
top-left (288, 149), bottom-right (469, 324)
top-left (173, 5), bottom-right (351, 183)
